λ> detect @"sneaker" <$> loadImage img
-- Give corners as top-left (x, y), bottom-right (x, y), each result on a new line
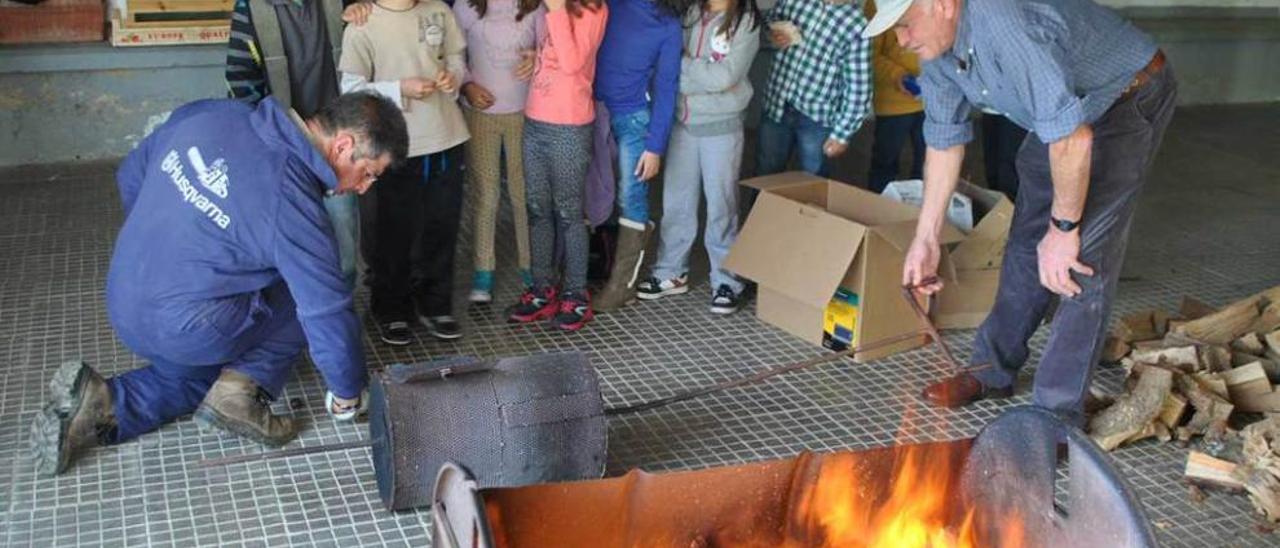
top-left (552, 291), bottom-right (594, 331)
top-left (421, 315), bottom-right (463, 340)
top-left (380, 321), bottom-right (412, 346)
top-left (636, 273), bottom-right (689, 301)
top-left (709, 285), bottom-right (742, 315)
top-left (469, 271), bottom-right (493, 304)
top-left (508, 286), bottom-right (558, 323)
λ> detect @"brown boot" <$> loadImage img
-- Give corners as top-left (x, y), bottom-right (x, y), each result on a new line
top-left (920, 372), bottom-right (1014, 408)
top-left (30, 361), bottom-right (115, 476)
top-left (595, 222), bottom-right (651, 312)
top-left (194, 370), bottom-right (297, 447)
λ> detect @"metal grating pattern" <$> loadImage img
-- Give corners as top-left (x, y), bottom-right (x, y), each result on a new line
top-left (2, 104), bottom-right (1279, 547)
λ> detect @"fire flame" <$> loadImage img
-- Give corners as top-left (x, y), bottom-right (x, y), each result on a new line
top-left (791, 442), bottom-right (1026, 548)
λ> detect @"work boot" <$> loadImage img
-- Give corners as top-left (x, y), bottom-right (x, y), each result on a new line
top-left (30, 360), bottom-right (115, 477)
top-left (193, 370), bottom-right (297, 447)
top-left (595, 222), bottom-right (651, 312)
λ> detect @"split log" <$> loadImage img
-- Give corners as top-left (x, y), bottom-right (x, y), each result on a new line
top-left (1192, 373), bottom-right (1230, 400)
top-left (1222, 362), bottom-right (1274, 401)
top-left (1184, 451), bottom-right (1244, 490)
top-left (1124, 420), bottom-right (1171, 444)
top-left (1234, 333), bottom-right (1268, 356)
top-left (1199, 345), bottom-right (1234, 373)
top-left (1131, 345), bottom-right (1199, 371)
top-left (1234, 389), bottom-right (1280, 414)
top-left (1159, 392), bottom-right (1188, 429)
top-left (1089, 366), bottom-right (1174, 451)
top-left (1265, 330), bottom-right (1280, 361)
top-left (1174, 295), bottom-right (1267, 345)
top-left (1233, 353), bottom-right (1280, 382)
top-left (1237, 418), bottom-right (1280, 523)
top-left (1176, 372), bottom-right (1234, 437)
top-left (1102, 334), bottom-right (1131, 363)
top-left (1117, 311), bottom-right (1163, 343)
top-left (1252, 301), bottom-right (1280, 336)
top-left (1179, 297), bottom-right (1218, 321)
top-left (1153, 310), bottom-right (1172, 338)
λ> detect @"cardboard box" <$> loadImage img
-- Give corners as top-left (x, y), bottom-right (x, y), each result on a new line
top-left (725, 173), bottom-right (1013, 361)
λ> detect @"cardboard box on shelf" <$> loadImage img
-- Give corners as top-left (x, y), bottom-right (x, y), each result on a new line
top-left (724, 172), bottom-right (1012, 361)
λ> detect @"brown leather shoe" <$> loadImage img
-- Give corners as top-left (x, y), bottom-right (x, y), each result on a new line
top-left (30, 361), bottom-right (116, 476)
top-left (920, 372), bottom-right (1013, 408)
top-left (193, 370), bottom-right (297, 447)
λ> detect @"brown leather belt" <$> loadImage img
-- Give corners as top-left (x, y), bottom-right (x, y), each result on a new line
top-left (1120, 49), bottom-right (1166, 101)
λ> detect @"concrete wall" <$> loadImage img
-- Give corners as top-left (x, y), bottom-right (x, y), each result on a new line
top-left (0, 5), bottom-right (1277, 167)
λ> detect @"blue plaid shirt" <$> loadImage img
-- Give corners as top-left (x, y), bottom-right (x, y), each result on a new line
top-left (763, 0), bottom-right (872, 144)
top-left (921, 0), bottom-right (1157, 148)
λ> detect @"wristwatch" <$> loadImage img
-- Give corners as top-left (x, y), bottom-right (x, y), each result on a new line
top-left (1051, 216), bottom-right (1081, 232)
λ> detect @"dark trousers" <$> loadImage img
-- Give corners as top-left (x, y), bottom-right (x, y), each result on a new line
top-left (365, 145), bottom-right (465, 322)
top-left (981, 113), bottom-right (1029, 200)
top-left (868, 111), bottom-right (925, 193)
top-left (971, 68), bottom-right (1177, 421)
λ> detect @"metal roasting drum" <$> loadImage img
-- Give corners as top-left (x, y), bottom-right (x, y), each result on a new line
top-left (369, 352), bottom-right (608, 511)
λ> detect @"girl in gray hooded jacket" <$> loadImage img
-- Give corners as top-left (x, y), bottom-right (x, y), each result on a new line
top-left (636, 0), bottom-right (761, 314)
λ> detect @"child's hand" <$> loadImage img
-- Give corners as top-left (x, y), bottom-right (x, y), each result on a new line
top-left (543, 0), bottom-right (566, 12)
top-left (634, 151), bottom-right (661, 182)
top-left (436, 70), bottom-right (459, 94)
top-left (400, 77), bottom-right (437, 99)
top-left (463, 83), bottom-right (496, 110)
top-left (342, 1), bottom-right (373, 26)
top-left (514, 50), bottom-right (537, 81)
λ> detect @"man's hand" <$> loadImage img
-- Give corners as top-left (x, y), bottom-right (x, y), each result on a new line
top-left (903, 235), bottom-right (944, 294)
top-left (544, 0), bottom-right (566, 11)
top-left (634, 151), bottom-right (661, 181)
top-left (515, 49), bottom-right (537, 81)
top-left (1037, 226), bottom-right (1094, 297)
top-left (462, 82), bottom-right (496, 110)
top-left (326, 390), bottom-right (369, 421)
top-left (342, 1), bottom-right (373, 25)
top-left (823, 138), bottom-right (848, 158)
top-left (436, 70), bottom-right (459, 94)
top-left (400, 77), bottom-right (437, 100)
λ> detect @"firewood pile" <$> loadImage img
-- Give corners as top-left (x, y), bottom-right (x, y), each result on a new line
top-left (1084, 285), bottom-right (1280, 523)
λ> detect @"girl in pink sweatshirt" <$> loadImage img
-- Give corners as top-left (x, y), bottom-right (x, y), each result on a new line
top-left (507, 0), bottom-right (609, 331)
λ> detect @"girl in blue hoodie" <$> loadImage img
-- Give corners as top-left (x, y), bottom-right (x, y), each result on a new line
top-left (592, 0), bottom-right (687, 312)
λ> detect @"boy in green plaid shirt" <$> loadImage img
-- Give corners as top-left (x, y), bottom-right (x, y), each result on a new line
top-left (757, 0), bottom-right (872, 178)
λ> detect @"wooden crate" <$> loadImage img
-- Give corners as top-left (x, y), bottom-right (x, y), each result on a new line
top-left (0, 0), bottom-right (105, 45)
top-left (110, 8), bottom-right (229, 46)
top-left (124, 0), bottom-right (234, 28)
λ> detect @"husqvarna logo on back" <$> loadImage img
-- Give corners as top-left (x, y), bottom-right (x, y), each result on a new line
top-left (186, 147), bottom-right (230, 199)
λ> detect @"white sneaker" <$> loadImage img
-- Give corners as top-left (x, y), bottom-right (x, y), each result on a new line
top-left (636, 274), bottom-right (689, 301)
top-left (468, 288), bottom-right (492, 304)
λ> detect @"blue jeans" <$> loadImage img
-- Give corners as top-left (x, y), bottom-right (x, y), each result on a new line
top-left (324, 193), bottom-right (359, 288)
top-left (755, 104), bottom-right (831, 178)
top-left (609, 107), bottom-right (652, 224)
top-left (108, 281), bottom-right (306, 442)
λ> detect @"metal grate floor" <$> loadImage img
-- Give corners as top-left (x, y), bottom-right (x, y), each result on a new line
top-left (2, 104), bottom-right (1279, 547)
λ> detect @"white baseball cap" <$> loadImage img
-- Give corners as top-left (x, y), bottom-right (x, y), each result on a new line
top-left (864, 0), bottom-right (913, 37)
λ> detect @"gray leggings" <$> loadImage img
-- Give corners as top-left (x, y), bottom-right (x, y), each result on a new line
top-left (523, 117), bottom-right (593, 293)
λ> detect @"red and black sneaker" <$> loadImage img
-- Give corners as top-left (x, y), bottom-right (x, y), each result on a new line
top-left (508, 285), bottom-right (559, 323)
top-left (551, 290), bottom-right (594, 331)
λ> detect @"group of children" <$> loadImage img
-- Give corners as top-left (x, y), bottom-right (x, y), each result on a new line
top-left (227, 0), bottom-right (892, 341)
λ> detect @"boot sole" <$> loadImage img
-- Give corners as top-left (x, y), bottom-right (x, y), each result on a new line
top-left (636, 285), bottom-right (689, 301)
top-left (419, 317), bottom-right (464, 340)
top-left (30, 402), bottom-right (68, 476)
top-left (193, 404), bottom-right (296, 448)
top-left (507, 307), bottom-right (557, 324)
top-left (49, 360), bottom-right (89, 414)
